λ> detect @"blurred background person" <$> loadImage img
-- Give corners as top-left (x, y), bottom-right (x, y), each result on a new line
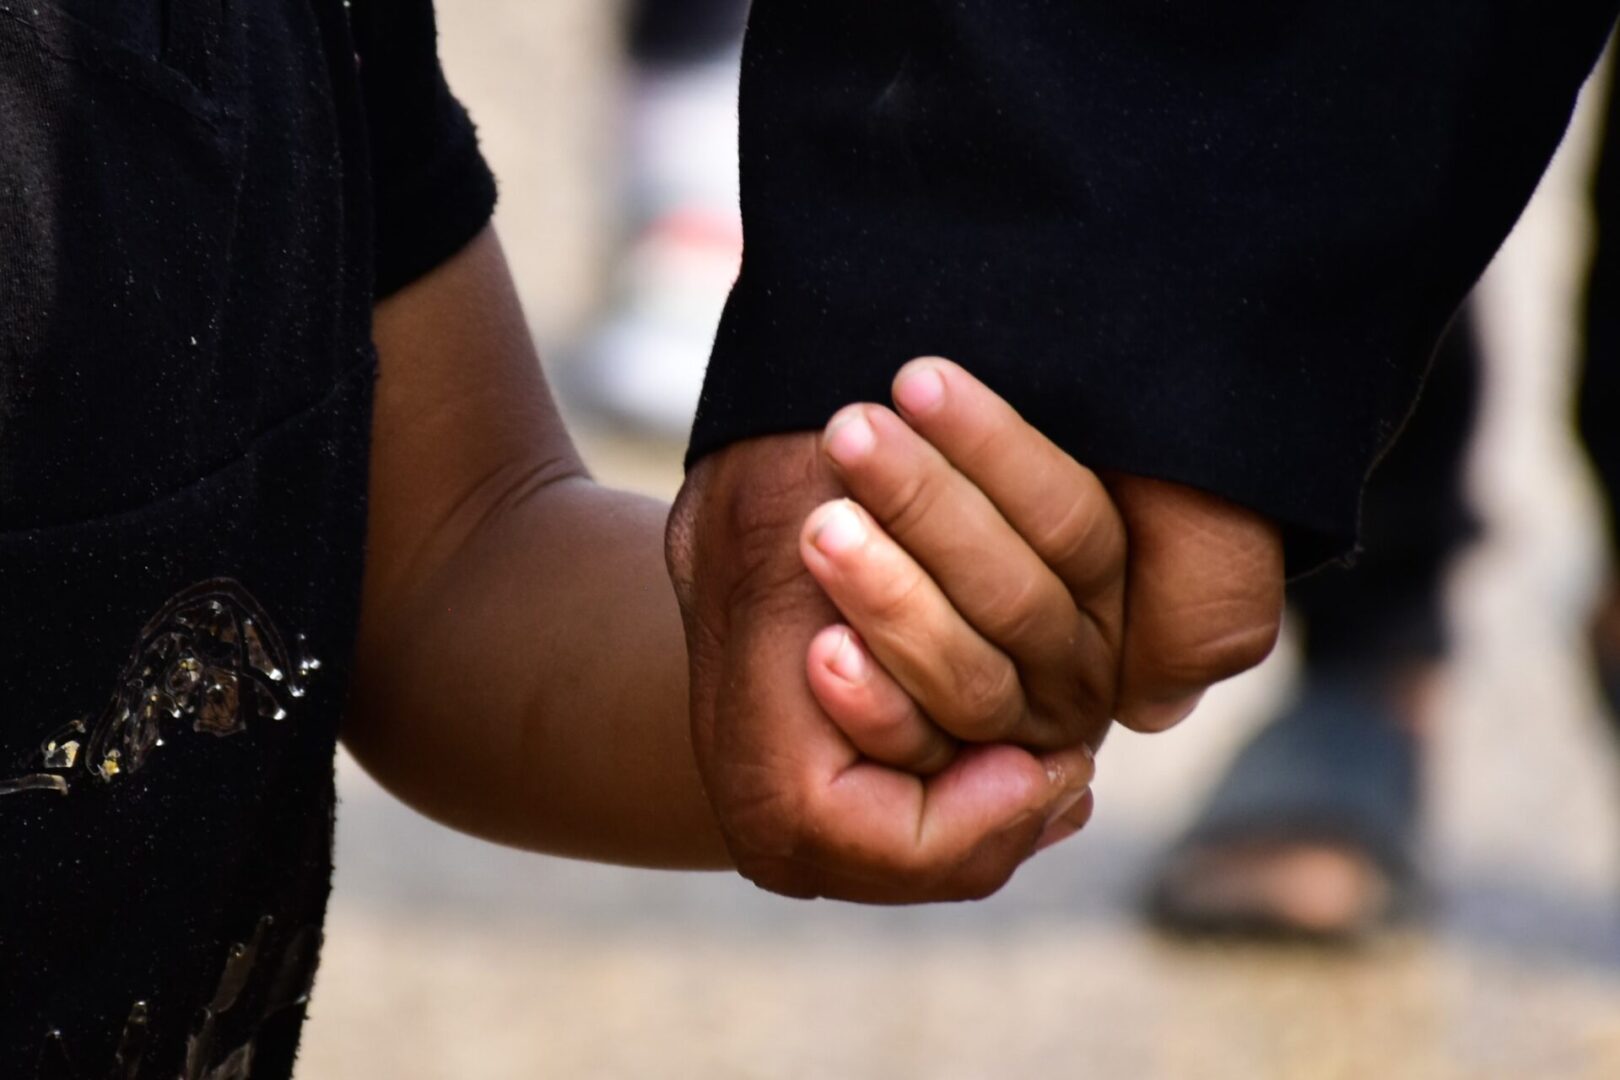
top-left (1148, 59), bottom-right (1620, 941)
top-left (564, 0), bottom-right (750, 438)
top-left (1147, 319), bottom-right (1482, 939)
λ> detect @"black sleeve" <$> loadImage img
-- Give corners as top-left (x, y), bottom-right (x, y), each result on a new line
top-left (351, 0), bottom-right (498, 299)
top-left (689, 1), bottom-right (1618, 571)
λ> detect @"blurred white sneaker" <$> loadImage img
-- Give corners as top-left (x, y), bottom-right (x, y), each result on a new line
top-left (569, 56), bottom-right (742, 439)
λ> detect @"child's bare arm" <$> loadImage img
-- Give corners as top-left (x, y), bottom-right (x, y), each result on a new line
top-left (343, 226), bottom-right (727, 867)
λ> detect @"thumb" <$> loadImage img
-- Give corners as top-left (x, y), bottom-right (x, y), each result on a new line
top-left (1105, 474), bottom-right (1285, 733)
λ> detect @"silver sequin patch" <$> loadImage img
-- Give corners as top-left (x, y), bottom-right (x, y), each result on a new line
top-left (1, 578), bottom-right (317, 797)
top-left (32, 914), bottom-right (322, 1079)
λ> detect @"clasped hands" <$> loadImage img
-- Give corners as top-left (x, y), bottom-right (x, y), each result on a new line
top-left (668, 359), bottom-right (1285, 903)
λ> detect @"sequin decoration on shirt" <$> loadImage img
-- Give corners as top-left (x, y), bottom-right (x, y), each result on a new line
top-left (30, 914), bottom-right (322, 1079)
top-left (0, 578), bottom-right (318, 797)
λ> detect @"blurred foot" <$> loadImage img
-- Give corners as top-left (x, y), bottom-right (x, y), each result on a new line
top-left (1146, 669), bottom-right (1432, 942)
top-left (1151, 842), bottom-right (1393, 938)
top-left (567, 56), bottom-right (743, 439)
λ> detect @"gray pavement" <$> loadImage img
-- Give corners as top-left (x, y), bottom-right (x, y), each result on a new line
top-left (296, 6), bottom-right (1620, 1076)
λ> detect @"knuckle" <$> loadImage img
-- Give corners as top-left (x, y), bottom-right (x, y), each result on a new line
top-left (977, 575), bottom-right (1064, 649)
top-left (1156, 606), bottom-right (1282, 686)
top-left (1221, 615), bottom-right (1283, 674)
top-left (864, 562), bottom-right (931, 625)
top-left (1038, 487), bottom-right (1121, 578)
top-left (859, 701), bottom-right (912, 742)
top-left (861, 701), bottom-right (926, 750)
top-left (877, 469), bottom-right (942, 541)
top-left (844, 705), bottom-right (926, 767)
top-left (949, 657), bottom-right (1022, 739)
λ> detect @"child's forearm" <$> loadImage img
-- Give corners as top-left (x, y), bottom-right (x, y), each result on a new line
top-left (346, 476), bottom-right (728, 869)
top-left (341, 226), bottom-right (728, 869)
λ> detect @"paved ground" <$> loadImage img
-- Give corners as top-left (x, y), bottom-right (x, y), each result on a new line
top-left (298, 6), bottom-right (1620, 1076)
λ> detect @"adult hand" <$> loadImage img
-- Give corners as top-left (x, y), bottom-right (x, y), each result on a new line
top-left (1102, 474), bottom-right (1285, 733)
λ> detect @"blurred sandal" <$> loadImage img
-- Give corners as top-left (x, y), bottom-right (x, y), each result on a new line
top-left (1145, 670), bottom-right (1425, 942)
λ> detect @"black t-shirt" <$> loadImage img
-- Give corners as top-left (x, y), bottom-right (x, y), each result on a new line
top-left (0, 0), bottom-right (493, 1073)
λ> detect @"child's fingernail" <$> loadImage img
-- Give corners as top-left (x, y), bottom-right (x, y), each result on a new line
top-left (894, 364), bottom-right (945, 416)
top-left (828, 630), bottom-right (869, 684)
top-left (811, 500), bottom-right (867, 556)
top-left (824, 408), bottom-right (875, 466)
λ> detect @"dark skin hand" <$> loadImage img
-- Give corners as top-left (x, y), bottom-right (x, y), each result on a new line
top-left (669, 360), bottom-right (1285, 901)
top-left (344, 233), bottom-right (1102, 883)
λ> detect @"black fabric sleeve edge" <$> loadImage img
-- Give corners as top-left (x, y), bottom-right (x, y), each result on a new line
top-left (372, 128), bottom-right (498, 300)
